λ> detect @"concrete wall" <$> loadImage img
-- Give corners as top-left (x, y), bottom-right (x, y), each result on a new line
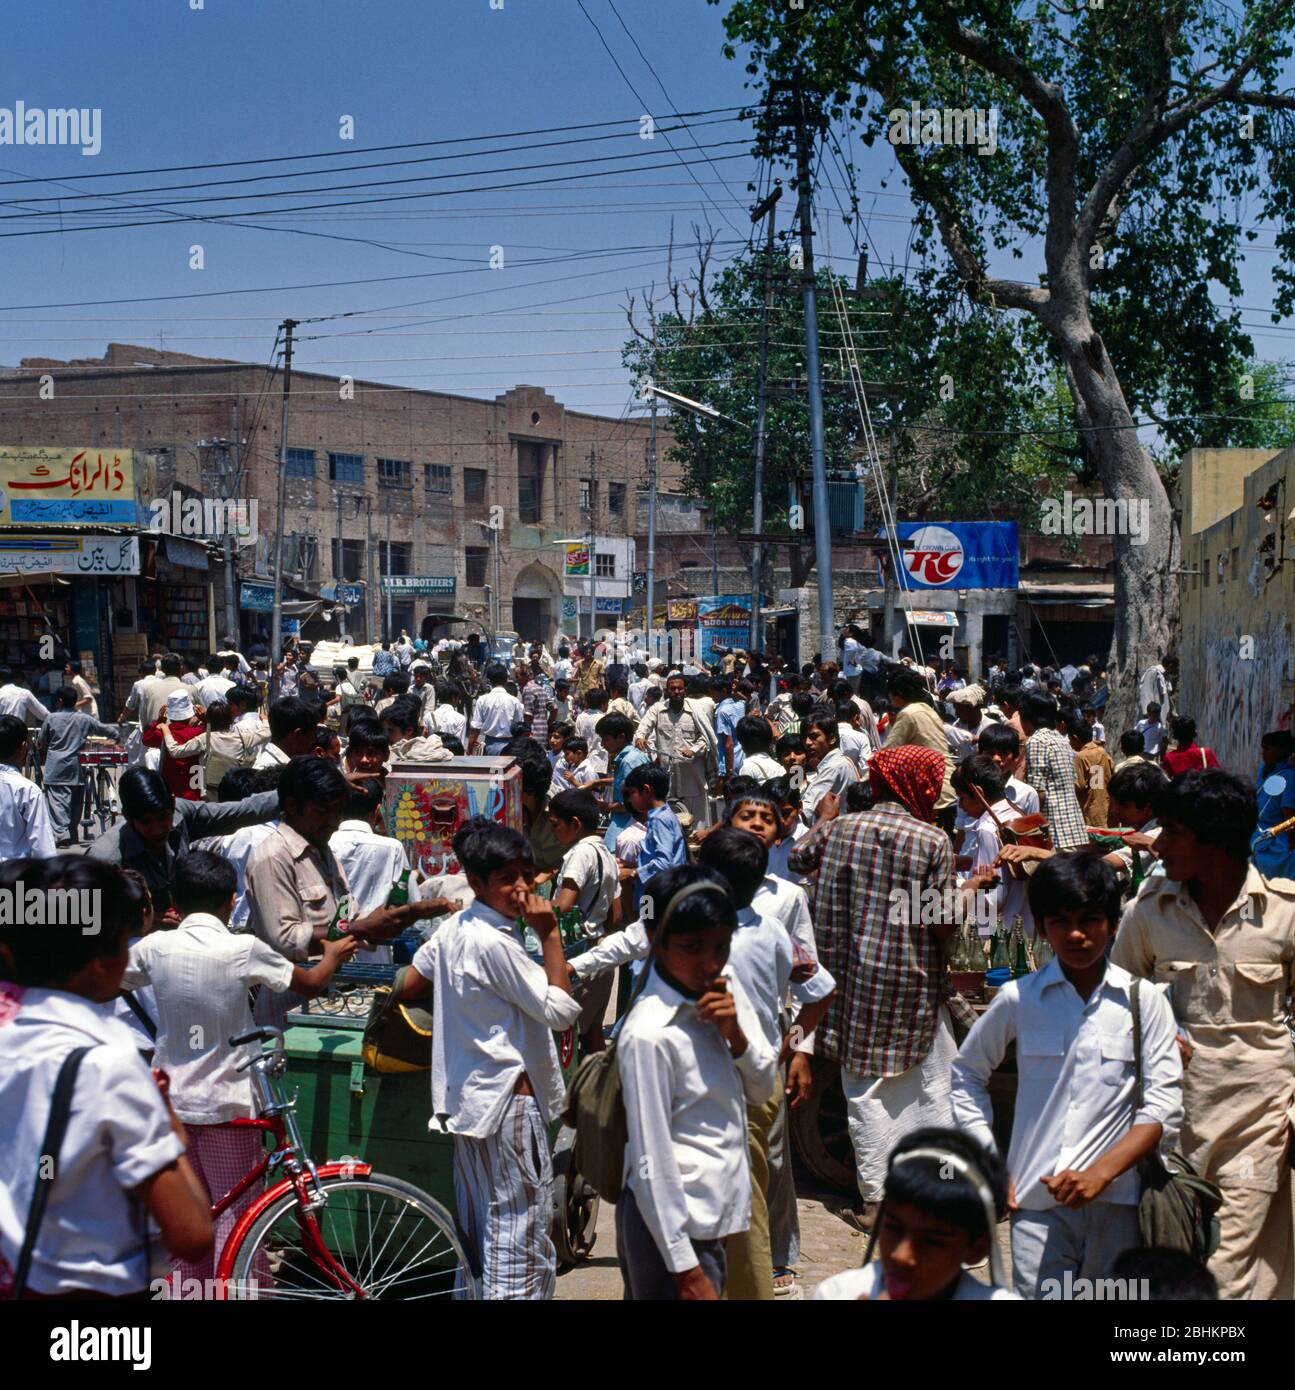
top-left (1182, 447), bottom-right (1280, 537)
top-left (1178, 444), bottom-right (1295, 773)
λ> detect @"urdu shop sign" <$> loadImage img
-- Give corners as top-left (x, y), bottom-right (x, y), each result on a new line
top-left (0, 447), bottom-right (141, 526)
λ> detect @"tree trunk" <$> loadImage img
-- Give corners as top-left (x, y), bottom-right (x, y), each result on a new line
top-left (1058, 322), bottom-right (1180, 735)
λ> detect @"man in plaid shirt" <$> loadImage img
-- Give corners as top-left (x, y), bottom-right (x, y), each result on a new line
top-left (806, 745), bottom-right (960, 1223)
top-left (520, 663), bottom-right (558, 746)
top-left (1019, 690), bottom-right (1088, 850)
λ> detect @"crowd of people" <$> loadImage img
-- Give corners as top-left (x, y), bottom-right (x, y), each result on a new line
top-left (0, 622), bottom-right (1292, 1306)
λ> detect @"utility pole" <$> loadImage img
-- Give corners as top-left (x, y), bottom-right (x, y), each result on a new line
top-left (384, 494), bottom-right (393, 642)
top-left (784, 83), bottom-right (834, 658)
top-left (749, 184), bottom-right (782, 653)
top-left (365, 495), bottom-right (375, 644)
top-left (586, 445), bottom-right (597, 641)
top-left (269, 318), bottom-right (296, 661)
top-left (493, 520), bottom-right (502, 639)
top-left (646, 378), bottom-right (659, 660)
top-left (229, 400), bottom-right (243, 648)
top-left (335, 490), bottom-right (347, 639)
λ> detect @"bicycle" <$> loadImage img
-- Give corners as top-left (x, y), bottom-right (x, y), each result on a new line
top-left (77, 739), bottom-right (125, 838)
top-left (211, 1026), bottom-right (476, 1300)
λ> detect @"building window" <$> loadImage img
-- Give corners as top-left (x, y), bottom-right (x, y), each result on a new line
top-left (608, 482), bottom-right (626, 517)
top-left (465, 546), bottom-right (489, 587)
top-left (425, 463), bottom-right (452, 495)
top-left (595, 551), bottom-right (616, 579)
top-left (284, 447), bottom-right (316, 479)
top-left (377, 457), bottom-right (412, 491)
top-left (517, 441), bottom-right (544, 524)
top-left (331, 538), bottom-right (365, 581)
top-left (328, 452), bottom-right (364, 485)
top-left (463, 468), bottom-right (488, 506)
top-left (382, 541), bottom-right (412, 576)
top-left (580, 479), bottom-right (596, 513)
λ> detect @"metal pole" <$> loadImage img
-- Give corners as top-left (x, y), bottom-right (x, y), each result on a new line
top-left (493, 521), bottom-right (501, 638)
top-left (230, 400), bottom-right (243, 648)
top-left (218, 443), bottom-right (236, 645)
top-left (269, 319), bottom-right (296, 661)
top-left (384, 495), bottom-right (393, 642)
top-left (335, 491), bottom-right (347, 639)
top-left (646, 387), bottom-right (658, 659)
top-left (365, 495), bottom-right (375, 644)
top-left (749, 194), bottom-right (778, 653)
top-left (587, 445), bottom-right (597, 642)
top-left (793, 94), bottom-right (835, 656)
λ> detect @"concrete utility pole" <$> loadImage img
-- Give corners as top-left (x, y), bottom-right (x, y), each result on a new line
top-left (335, 491), bottom-right (347, 639)
top-left (749, 185), bottom-right (782, 653)
top-left (269, 318), bottom-right (296, 660)
top-left (384, 494), bottom-right (393, 642)
top-left (788, 84), bottom-right (835, 656)
top-left (586, 445), bottom-right (597, 641)
top-left (646, 380), bottom-right (659, 657)
top-left (365, 495), bottom-right (375, 644)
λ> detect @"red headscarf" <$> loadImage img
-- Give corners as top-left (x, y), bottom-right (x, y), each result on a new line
top-left (869, 745), bottom-right (945, 823)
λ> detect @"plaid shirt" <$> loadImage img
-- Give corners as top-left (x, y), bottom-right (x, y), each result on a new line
top-left (1025, 727), bottom-right (1088, 849)
top-left (808, 802), bottom-right (954, 1078)
top-left (521, 680), bottom-right (557, 744)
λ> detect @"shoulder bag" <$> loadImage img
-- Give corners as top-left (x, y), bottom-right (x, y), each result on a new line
top-left (1130, 980), bottom-right (1222, 1259)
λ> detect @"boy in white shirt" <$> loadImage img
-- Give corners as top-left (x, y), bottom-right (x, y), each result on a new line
top-left (0, 858), bottom-right (212, 1297)
top-left (543, 789), bottom-right (620, 1051)
top-left (976, 724), bottom-right (1040, 818)
top-left (765, 778), bottom-right (808, 886)
top-left (951, 754), bottom-right (1030, 938)
top-left (1135, 701), bottom-right (1168, 759)
top-left (951, 854), bottom-right (1182, 1299)
top-left (615, 866), bottom-right (779, 1299)
top-left (397, 819), bottom-right (582, 1299)
top-left (735, 715), bottom-right (786, 785)
top-left (468, 663), bottom-right (524, 755)
top-left (123, 849), bottom-right (359, 1296)
top-left (561, 736), bottom-right (600, 789)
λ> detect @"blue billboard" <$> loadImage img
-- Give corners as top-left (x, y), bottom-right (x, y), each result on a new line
top-left (891, 522), bottom-right (1018, 590)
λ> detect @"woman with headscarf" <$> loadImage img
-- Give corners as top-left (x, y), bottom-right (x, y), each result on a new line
top-left (801, 744), bottom-right (961, 1230)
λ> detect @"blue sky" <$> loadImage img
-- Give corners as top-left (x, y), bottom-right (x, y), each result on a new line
top-left (0, 0), bottom-right (1288, 423)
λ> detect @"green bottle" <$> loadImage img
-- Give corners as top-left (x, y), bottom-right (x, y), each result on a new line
top-left (1012, 929), bottom-right (1030, 977)
top-left (385, 868), bottom-right (411, 909)
top-left (325, 892), bottom-right (355, 942)
top-left (989, 931), bottom-right (1010, 969)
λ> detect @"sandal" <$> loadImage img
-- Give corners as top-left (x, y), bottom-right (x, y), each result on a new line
top-left (772, 1267), bottom-right (803, 1299)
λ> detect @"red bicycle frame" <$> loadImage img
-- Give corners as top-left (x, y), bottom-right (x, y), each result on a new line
top-left (211, 1115), bottom-right (376, 1299)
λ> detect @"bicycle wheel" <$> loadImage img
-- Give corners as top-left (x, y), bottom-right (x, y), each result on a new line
top-left (224, 1173), bottom-right (476, 1301)
top-left (95, 768), bottom-right (114, 833)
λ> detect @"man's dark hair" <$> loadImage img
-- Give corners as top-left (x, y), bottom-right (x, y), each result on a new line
top-left (219, 767), bottom-right (260, 803)
top-left (268, 696), bottom-right (320, 743)
top-left (735, 715), bottom-right (773, 753)
top-left (844, 780), bottom-right (874, 813)
top-left (0, 857), bottom-right (136, 986)
top-left (790, 690), bottom-right (816, 719)
top-left (1109, 761), bottom-right (1169, 810)
top-left (172, 849), bottom-right (238, 917)
top-left (595, 712), bottom-right (634, 743)
top-left (885, 1127), bottom-right (1008, 1243)
top-left (977, 723), bottom-right (1020, 758)
top-left (382, 694), bottom-right (424, 735)
top-left (503, 737), bottom-right (554, 799)
top-left (887, 667), bottom-right (929, 703)
top-left (697, 826), bottom-right (767, 909)
top-left (723, 783), bottom-right (780, 825)
top-left (1027, 851), bottom-right (1123, 929)
top-left (345, 779), bottom-right (384, 822)
top-left (805, 710), bottom-right (840, 744)
top-left (1018, 690), bottom-right (1059, 729)
top-left (160, 654), bottom-right (181, 677)
top-left (1119, 729), bottom-right (1145, 757)
top-left (453, 815), bottom-right (534, 877)
top-left (1062, 709), bottom-right (1090, 742)
top-left (252, 766), bottom-right (283, 793)
top-left (136, 660), bottom-right (156, 678)
top-left (278, 755), bottom-right (349, 813)
top-left (584, 686), bottom-right (608, 711)
top-left (999, 683), bottom-right (1023, 710)
top-left (53, 686), bottom-right (79, 710)
top-left (346, 720), bottom-right (390, 757)
top-left (766, 774), bottom-right (801, 808)
top-left (120, 767), bottom-right (174, 821)
top-left (1108, 1247), bottom-right (1218, 1302)
top-left (624, 762), bottom-right (670, 799)
top-left (314, 725), bottom-right (341, 756)
top-left (548, 789), bottom-right (600, 833)
top-left (383, 674), bottom-right (410, 696)
top-left (1261, 729), bottom-right (1295, 758)
top-left (225, 684), bottom-right (256, 712)
top-left (563, 736), bottom-right (588, 757)
top-left (485, 662), bottom-right (509, 686)
top-left (0, 714), bottom-right (29, 760)
top-left (951, 753), bottom-right (1006, 804)
top-left (440, 735), bottom-right (465, 755)
top-left (1154, 769), bottom-right (1257, 860)
top-left (834, 699), bottom-right (859, 726)
top-left (1170, 715), bottom-right (1197, 746)
top-left (639, 864), bottom-right (736, 941)
top-left (775, 732), bottom-right (805, 761)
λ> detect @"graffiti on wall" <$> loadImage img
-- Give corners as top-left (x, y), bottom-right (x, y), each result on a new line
top-left (1198, 621), bottom-right (1293, 774)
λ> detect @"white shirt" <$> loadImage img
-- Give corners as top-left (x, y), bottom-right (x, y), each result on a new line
top-left (557, 836), bottom-right (618, 937)
top-left (0, 761), bottom-right (55, 858)
top-left (767, 821), bottom-right (808, 885)
top-left (837, 723), bottom-right (872, 770)
top-left (196, 673), bottom-right (236, 709)
top-left (618, 964), bottom-right (778, 1272)
top-left (329, 818), bottom-right (409, 964)
top-left (813, 1264), bottom-right (1019, 1301)
top-left (729, 903), bottom-right (797, 1053)
top-left (573, 710), bottom-right (607, 772)
top-left (801, 747), bottom-right (860, 824)
top-left (553, 658), bottom-right (576, 685)
top-left (71, 673), bottom-right (98, 720)
top-left (566, 759), bottom-right (599, 788)
top-left (752, 874), bottom-right (835, 1005)
top-left (0, 988), bottom-right (183, 1295)
top-left (413, 900), bottom-right (582, 1138)
top-left (0, 682), bottom-right (46, 724)
top-left (194, 822), bottom-right (279, 932)
top-left (253, 740), bottom-right (291, 770)
top-left (628, 677), bottom-right (650, 713)
top-left (951, 959), bottom-right (1182, 1210)
top-left (123, 913), bottom-right (295, 1125)
top-left (739, 752), bottom-right (784, 784)
top-left (571, 918), bottom-right (649, 979)
top-left (470, 687), bottom-right (524, 741)
top-left (426, 703), bottom-right (467, 743)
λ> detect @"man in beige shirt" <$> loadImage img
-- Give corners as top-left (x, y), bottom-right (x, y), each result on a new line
top-left (633, 674), bottom-right (717, 830)
top-left (130, 654), bottom-right (190, 728)
top-left (882, 666), bottom-right (955, 814)
top-left (1112, 769), bottom-right (1295, 1300)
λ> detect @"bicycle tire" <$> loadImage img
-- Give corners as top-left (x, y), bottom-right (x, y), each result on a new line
top-left (223, 1173), bottom-right (477, 1301)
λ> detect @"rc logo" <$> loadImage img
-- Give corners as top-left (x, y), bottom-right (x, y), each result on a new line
top-left (903, 525), bottom-right (964, 586)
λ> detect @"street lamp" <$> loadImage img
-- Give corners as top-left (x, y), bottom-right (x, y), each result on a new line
top-left (470, 518), bottom-right (502, 642)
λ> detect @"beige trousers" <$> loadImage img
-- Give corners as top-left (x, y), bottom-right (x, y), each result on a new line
top-left (723, 1083), bottom-right (782, 1301)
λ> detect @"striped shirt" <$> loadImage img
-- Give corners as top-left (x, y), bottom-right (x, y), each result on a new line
top-left (1025, 727), bottom-right (1088, 850)
top-left (521, 679), bottom-right (557, 743)
top-left (807, 802), bottom-right (954, 1078)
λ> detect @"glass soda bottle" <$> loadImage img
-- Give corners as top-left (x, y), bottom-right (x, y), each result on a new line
top-left (385, 868), bottom-right (411, 908)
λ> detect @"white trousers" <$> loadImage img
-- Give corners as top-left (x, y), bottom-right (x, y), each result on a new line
top-left (1010, 1202), bottom-right (1141, 1300)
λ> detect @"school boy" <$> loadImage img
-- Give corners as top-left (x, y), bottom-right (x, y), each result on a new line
top-left (734, 715), bottom-right (785, 784)
top-left (951, 854), bottom-right (1182, 1299)
top-left (122, 849), bottom-right (360, 1295)
top-left (561, 736), bottom-right (600, 789)
top-left (545, 789), bottom-right (620, 1051)
top-left (624, 763), bottom-right (687, 885)
top-left (0, 858), bottom-right (212, 1297)
top-left (812, 1128), bottom-right (1018, 1300)
top-left (616, 866), bottom-right (779, 1299)
top-left (398, 819), bottom-right (581, 1299)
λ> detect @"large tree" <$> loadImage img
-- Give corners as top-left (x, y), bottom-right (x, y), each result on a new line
top-left (716, 0), bottom-right (1295, 728)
